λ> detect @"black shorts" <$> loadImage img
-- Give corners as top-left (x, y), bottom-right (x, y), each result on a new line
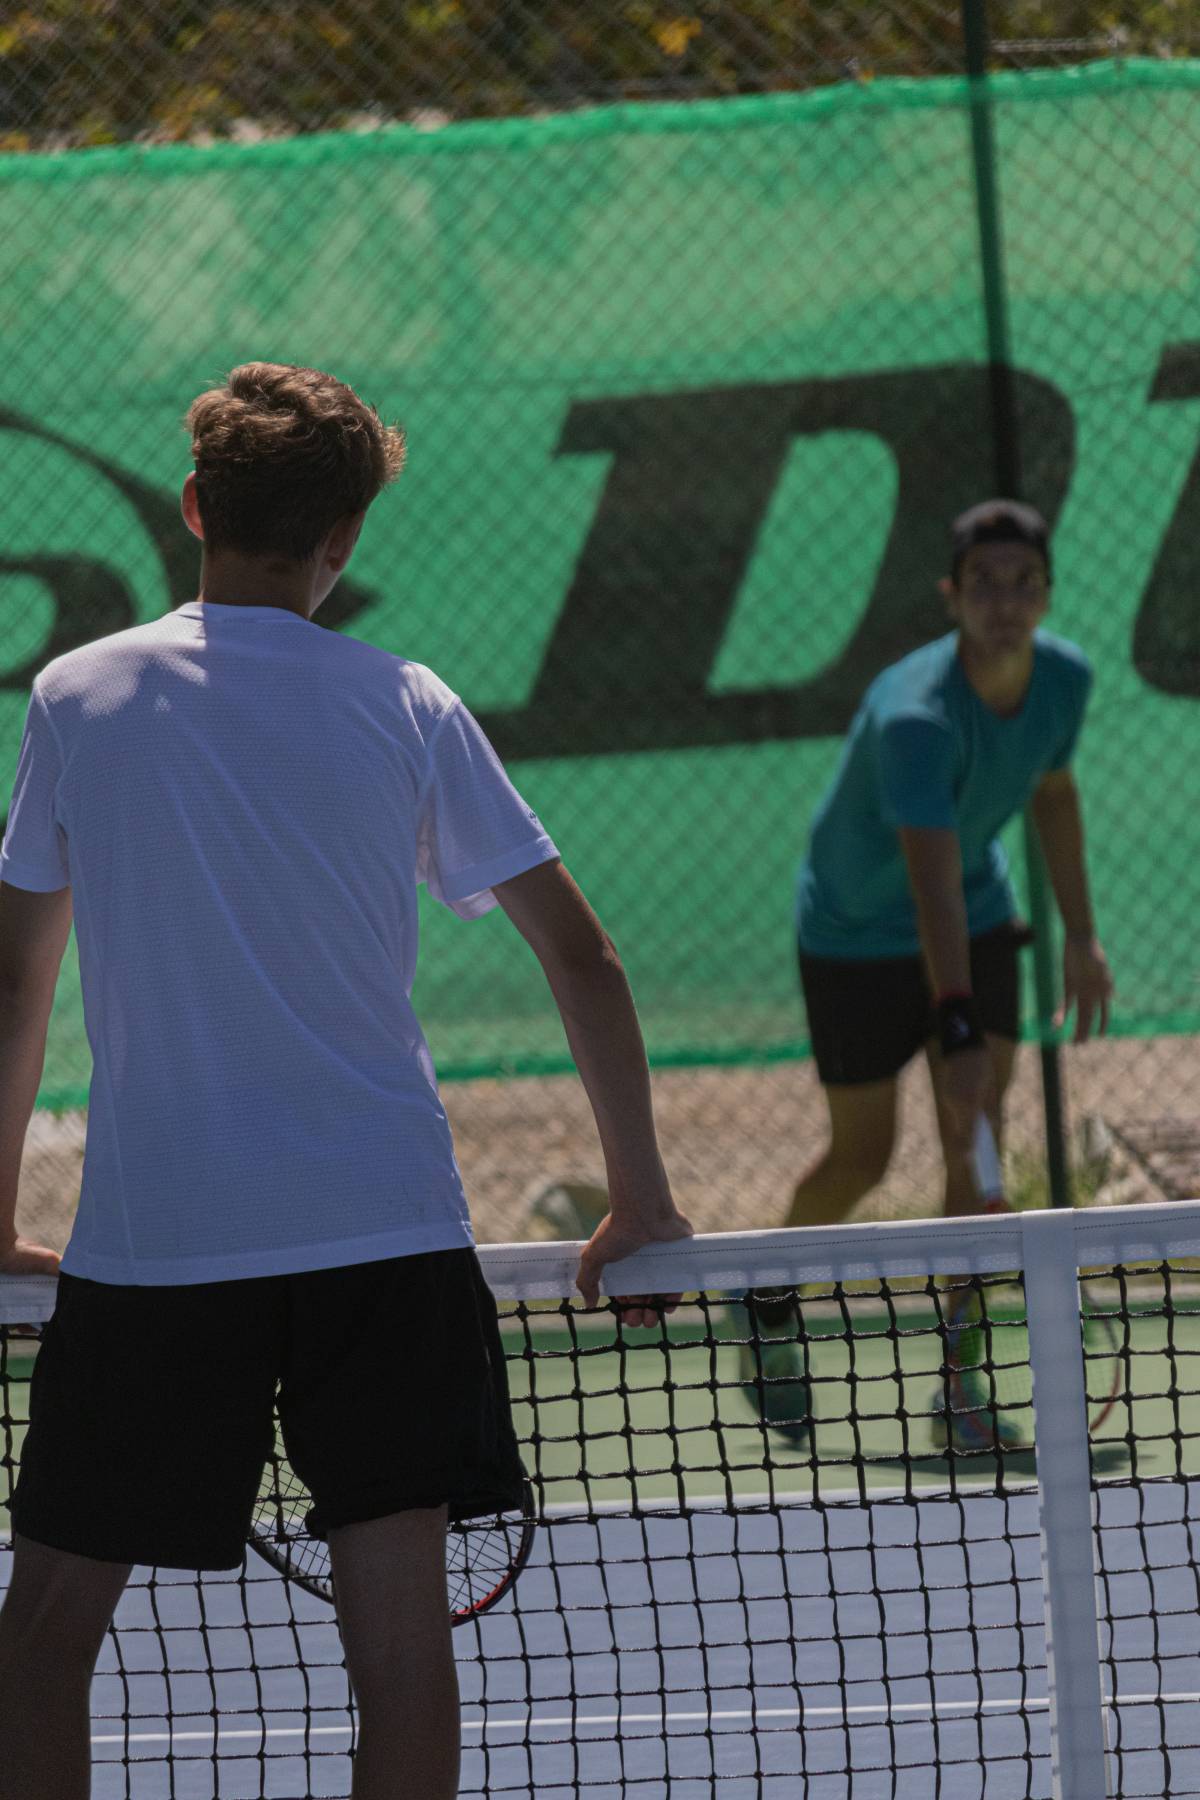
top-left (12, 1247), bottom-right (524, 1571)
top-left (799, 920), bottom-right (1026, 1087)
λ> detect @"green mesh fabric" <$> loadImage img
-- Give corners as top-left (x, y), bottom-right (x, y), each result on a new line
top-left (3, 60), bottom-right (1199, 1100)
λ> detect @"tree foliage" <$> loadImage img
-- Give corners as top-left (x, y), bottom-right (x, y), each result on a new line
top-left (0, 1), bottom-right (1192, 151)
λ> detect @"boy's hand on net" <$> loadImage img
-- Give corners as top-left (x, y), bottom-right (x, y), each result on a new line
top-left (575, 1207), bottom-right (694, 1325)
top-left (0, 1234), bottom-right (61, 1277)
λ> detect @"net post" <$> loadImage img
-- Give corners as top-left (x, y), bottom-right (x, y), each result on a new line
top-left (961, 0), bottom-right (1072, 1209)
top-left (1023, 821), bottom-right (1073, 1207)
top-left (1021, 1207), bottom-right (1109, 1799)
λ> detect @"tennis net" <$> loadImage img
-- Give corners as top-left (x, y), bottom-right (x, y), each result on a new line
top-left (2, 1202), bottom-right (1200, 1799)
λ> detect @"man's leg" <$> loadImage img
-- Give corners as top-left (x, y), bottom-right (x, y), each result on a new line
top-left (742, 1079), bottom-right (898, 1440)
top-left (784, 1077), bottom-right (900, 1227)
top-left (926, 1034), bottom-right (1023, 1450)
top-left (0, 1534), bottom-right (131, 1800)
top-left (328, 1505), bottom-right (459, 1800)
top-left (926, 1033), bottom-right (1018, 1215)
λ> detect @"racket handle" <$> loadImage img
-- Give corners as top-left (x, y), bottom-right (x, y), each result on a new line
top-left (971, 1115), bottom-right (1007, 1212)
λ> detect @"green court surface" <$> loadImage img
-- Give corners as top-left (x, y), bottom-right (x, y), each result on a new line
top-left (0, 1332), bottom-right (35, 1537)
top-left (506, 1285), bottom-right (1200, 1510)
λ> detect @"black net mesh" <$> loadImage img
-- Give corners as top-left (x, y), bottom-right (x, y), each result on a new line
top-left (3, 1217), bottom-right (1199, 1797)
top-left (1085, 1260), bottom-right (1200, 1799)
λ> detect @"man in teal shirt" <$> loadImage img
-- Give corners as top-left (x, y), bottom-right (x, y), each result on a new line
top-left (743, 499), bottom-right (1113, 1441)
top-left (799, 611), bottom-right (1090, 966)
top-left (795, 495), bottom-right (1111, 1213)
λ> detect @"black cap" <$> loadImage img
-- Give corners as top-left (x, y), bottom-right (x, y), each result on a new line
top-left (950, 499), bottom-right (1051, 582)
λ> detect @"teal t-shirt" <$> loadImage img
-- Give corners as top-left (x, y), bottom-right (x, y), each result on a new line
top-left (796, 630), bottom-right (1092, 959)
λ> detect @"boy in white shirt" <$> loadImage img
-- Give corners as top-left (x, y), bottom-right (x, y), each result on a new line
top-left (0, 361), bottom-right (690, 1800)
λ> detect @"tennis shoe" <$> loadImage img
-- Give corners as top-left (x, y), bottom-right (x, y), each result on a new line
top-left (726, 1297), bottom-right (812, 1446)
top-left (936, 1280), bottom-right (1030, 1452)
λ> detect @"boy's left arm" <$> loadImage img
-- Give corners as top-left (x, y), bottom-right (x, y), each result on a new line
top-left (0, 881), bottom-right (73, 1274)
top-left (1028, 767), bottom-right (1113, 1042)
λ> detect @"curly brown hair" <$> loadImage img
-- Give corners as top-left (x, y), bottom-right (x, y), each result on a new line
top-left (185, 363), bottom-right (407, 561)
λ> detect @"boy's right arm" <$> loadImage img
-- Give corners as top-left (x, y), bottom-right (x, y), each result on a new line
top-left (493, 859), bottom-right (693, 1318)
top-left (898, 826), bottom-right (972, 998)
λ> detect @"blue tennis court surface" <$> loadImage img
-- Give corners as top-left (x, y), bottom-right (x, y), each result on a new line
top-left (26, 1479), bottom-right (1189, 1799)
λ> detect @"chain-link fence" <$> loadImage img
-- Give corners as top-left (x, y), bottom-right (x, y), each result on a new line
top-left (5, 4), bottom-right (1200, 1248)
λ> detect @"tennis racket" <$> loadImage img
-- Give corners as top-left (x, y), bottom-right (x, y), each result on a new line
top-left (248, 1444), bottom-right (537, 1623)
top-left (939, 1118), bottom-right (1120, 1449)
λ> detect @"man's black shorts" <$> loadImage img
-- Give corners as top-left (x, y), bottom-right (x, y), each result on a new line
top-left (799, 920), bottom-right (1026, 1087)
top-left (12, 1247), bottom-right (525, 1571)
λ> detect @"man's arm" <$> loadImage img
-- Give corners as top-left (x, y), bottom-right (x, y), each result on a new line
top-left (1028, 767), bottom-right (1094, 938)
top-left (1029, 767), bottom-right (1113, 1041)
top-left (898, 826), bottom-right (990, 1141)
top-left (492, 858), bottom-right (691, 1317)
top-left (0, 881), bottom-right (73, 1274)
top-left (897, 827), bottom-right (972, 1000)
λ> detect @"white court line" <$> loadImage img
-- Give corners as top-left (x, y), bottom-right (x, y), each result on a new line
top-left (90, 1691), bottom-right (1200, 1749)
top-left (534, 1481), bottom-right (1042, 1517)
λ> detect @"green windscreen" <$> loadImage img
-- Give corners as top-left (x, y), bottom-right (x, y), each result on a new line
top-left (3, 59), bottom-right (1199, 1102)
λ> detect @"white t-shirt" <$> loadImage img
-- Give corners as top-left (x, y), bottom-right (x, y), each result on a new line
top-left (0, 601), bottom-right (559, 1285)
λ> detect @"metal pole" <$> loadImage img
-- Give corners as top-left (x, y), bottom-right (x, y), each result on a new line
top-left (1022, 1209), bottom-right (1111, 1798)
top-left (960, 0), bottom-right (1071, 1207)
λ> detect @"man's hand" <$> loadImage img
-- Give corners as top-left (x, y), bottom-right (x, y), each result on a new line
top-left (494, 861), bottom-right (695, 1327)
top-left (575, 1205), bottom-right (694, 1327)
top-left (1057, 936), bottom-right (1113, 1043)
top-left (0, 1232), bottom-right (60, 1277)
top-left (935, 1043), bottom-right (992, 1150)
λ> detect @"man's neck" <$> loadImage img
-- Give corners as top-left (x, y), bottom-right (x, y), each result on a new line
top-left (197, 555), bottom-right (315, 620)
top-left (196, 597), bottom-right (305, 619)
top-left (196, 591), bottom-right (310, 620)
top-left (956, 636), bottom-right (1035, 716)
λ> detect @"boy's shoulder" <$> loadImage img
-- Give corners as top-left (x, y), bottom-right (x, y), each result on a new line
top-left (30, 614), bottom-right (171, 705)
top-left (865, 633), bottom-right (960, 729)
top-left (384, 654), bottom-right (461, 732)
top-left (1032, 628), bottom-right (1092, 686)
top-left (32, 609), bottom-right (461, 731)
top-left (345, 645), bottom-right (466, 746)
top-left (310, 624), bottom-right (459, 716)
top-left (864, 630), bottom-right (1092, 731)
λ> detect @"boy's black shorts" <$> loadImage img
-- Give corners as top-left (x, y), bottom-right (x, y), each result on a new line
top-left (12, 1247), bottom-right (525, 1571)
top-left (799, 920), bottom-right (1025, 1087)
